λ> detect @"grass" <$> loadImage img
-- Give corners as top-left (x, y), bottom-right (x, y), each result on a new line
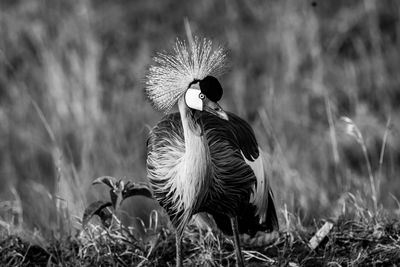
top-left (1, 0), bottom-right (400, 266)
top-left (2, 208), bottom-right (400, 266)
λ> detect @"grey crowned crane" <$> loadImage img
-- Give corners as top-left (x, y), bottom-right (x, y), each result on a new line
top-left (145, 38), bottom-right (279, 267)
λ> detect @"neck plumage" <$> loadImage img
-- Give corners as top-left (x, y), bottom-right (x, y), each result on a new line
top-left (175, 98), bottom-right (209, 215)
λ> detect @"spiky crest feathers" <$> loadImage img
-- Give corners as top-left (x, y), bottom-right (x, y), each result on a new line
top-left (145, 37), bottom-right (227, 113)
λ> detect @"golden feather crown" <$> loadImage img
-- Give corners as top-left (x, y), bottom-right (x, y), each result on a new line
top-left (145, 37), bottom-right (227, 113)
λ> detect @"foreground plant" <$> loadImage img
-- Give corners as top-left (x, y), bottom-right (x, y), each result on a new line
top-left (340, 116), bottom-right (393, 213)
top-left (82, 176), bottom-right (153, 228)
top-left (79, 176), bottom-right (161, 266)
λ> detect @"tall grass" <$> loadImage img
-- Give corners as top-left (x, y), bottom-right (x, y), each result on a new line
top-left (0, 0), bottom-right (399, 238)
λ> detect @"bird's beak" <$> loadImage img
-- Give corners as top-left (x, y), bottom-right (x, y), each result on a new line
top-left (203, 100), bottom-right (229, 121)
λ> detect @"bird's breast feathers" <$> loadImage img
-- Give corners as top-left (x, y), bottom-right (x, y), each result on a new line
top-left (147, 121), bottom-right (209, 215)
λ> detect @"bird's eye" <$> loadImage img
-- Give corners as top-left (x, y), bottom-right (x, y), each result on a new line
top-left (199, 93), bottom-right (205, 99)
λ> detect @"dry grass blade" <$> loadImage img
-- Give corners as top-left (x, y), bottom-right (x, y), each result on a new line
top-left (340, 116), bottom-right (378, 212)
top-left (92, 176), bottom-right (118, 188)
top-left (308, 221), bottom-right (334, 250)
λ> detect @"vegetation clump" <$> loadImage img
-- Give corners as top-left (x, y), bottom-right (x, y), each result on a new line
top-left (2, 210), bottom-right (400, 266)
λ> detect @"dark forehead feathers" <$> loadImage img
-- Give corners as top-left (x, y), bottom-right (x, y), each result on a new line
top-left (199, 76), bottom-right (223, 102)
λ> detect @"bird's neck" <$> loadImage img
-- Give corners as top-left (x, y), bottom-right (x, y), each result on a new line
top-left (176, 98), bottom-right (210, 213)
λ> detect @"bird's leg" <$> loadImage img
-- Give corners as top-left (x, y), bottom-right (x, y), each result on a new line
top-left (230, 216), bottom-right (245, 267)
top-left (176, 233), bottom-right (183, 267)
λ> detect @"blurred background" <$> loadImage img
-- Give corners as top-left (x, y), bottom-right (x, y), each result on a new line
top-left (0, 0), bottom-right (399, 236)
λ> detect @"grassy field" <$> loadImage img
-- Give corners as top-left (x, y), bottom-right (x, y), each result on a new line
top-left (1, 0), bottom-right (400, 266)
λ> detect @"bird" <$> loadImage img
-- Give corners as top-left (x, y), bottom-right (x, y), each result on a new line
top-left (145, 37), bottom-right (279, 267)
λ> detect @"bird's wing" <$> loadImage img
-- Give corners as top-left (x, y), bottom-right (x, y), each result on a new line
top-left (203, 113), bottom-right (279, 235)
top-left (242, 149), bottom-right (278, 230)
top-left (226, 112), bottom-right (259, 161)
top-left (201, 113), bottom-right (257, 217)
top-left (228, 112), bottom-right (279, 232)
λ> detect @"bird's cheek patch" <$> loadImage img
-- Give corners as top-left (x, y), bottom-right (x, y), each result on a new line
top-left (185, 88), bottom-right (203, 111)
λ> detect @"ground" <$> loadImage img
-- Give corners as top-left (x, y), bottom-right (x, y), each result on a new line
top-left (2, 210), bottom-right (400, 266)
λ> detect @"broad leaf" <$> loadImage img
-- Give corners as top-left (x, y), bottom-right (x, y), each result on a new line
top-left (92, 176), bottom-right (118, 188)
top-left (122, 182), bottom-right (153, 200)
top-left (82, 201), bottom-right (112, 227)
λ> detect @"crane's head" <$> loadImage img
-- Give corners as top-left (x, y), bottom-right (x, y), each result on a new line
top-left (145, 37), bottom-right (228, 121)
top-left (184, 76), bottom-right (228, 120)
